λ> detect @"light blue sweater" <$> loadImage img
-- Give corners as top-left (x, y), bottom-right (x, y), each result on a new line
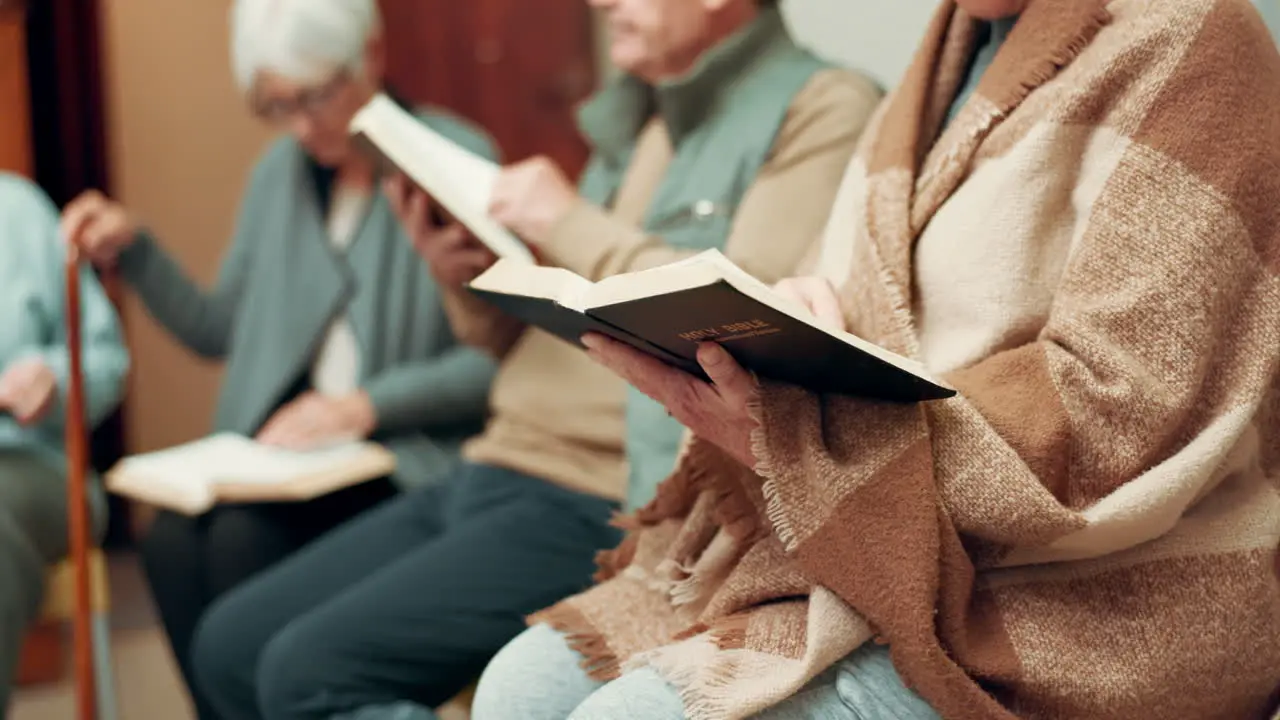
top-left (0, 173), bottom-right (129, 466)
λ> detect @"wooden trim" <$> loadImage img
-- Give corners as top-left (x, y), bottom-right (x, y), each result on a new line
top-left (0, 1), bottom-right (32, 177)
top-left (17, 622), bottom-right (67, 687)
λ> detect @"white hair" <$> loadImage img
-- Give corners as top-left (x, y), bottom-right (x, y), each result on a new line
top-left (230, 0), bottom-right (382, 92)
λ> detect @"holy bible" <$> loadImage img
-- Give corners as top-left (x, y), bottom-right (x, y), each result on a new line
top-left (105, 433), bottom-right (397, 516)
top-left (348, 94), bottom-right (535, 264)
top-left (467, 250), bottom-right (955, 402)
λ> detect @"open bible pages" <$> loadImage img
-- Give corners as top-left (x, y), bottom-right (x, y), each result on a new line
top-left (348, 94), bottom-right (536, 264)
top-left (106, 433), bottom-right (397, 515)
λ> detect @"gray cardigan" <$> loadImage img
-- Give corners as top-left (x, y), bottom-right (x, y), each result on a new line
top-left (117, 109), bottom-right (498, 489)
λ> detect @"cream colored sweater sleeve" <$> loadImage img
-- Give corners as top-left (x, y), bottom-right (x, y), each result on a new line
top-left (537, 68), bottom-right (883, 284)
top-left (441, 67), bottom-right (883, 356)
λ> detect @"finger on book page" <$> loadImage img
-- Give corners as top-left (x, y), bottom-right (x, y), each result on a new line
top-left (805, 279), bottom-right (846, 329)
top-left (776, 277), bottom-right (846, 330)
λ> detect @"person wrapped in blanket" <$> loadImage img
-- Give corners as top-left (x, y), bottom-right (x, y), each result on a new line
top-left (473, 0), bottom-right (1280, 718)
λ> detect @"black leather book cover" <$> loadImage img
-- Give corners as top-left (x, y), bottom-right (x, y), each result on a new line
top-left (587, 281), bottom-right (953, 402)
top-left (467, 288), bottom-right (704, 376)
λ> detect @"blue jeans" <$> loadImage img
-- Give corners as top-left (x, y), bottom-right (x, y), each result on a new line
top-left (462, 623), bottom-right (943, 720)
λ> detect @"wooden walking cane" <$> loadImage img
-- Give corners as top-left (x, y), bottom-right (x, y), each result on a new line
top-left (63, 252), bottom-right (98, 720)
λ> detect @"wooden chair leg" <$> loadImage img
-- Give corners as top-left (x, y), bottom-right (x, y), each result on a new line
top-left (16, 620), bottom-right (66, 686)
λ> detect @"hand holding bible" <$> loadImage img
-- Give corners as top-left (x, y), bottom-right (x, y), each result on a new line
top-left (772, 276), bottom-right (846, 329)
top-left (488, 156), bottom-right (579, 246)
top-left (582, 333), bottom-right (759, 469)
top-left (383, 174), bottom-right (496, 288)
top-left (256, 391), bottom-right (376, 451)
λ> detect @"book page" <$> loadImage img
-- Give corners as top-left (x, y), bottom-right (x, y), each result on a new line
top-left (579, 251), bottom-right (728, 309)
top-left (113, 433), bottom-right (377, 486)
top-left (349, 95), bottom-right (535, 264)
top-left (469, 258), bottom-right (595, 310)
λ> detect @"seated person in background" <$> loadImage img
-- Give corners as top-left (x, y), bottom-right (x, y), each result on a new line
top-left (186, 0), bottom-right (882, 718)
top-left (473, 0), bottom-right (1280, 718)
top-left (0, 173), bottom-right (128, 714)
top-left (60, 0), bottom-right (497, 716)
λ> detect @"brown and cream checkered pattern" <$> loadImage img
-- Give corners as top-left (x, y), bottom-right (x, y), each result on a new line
top-left (532, 1), bottom-right (1280, 717)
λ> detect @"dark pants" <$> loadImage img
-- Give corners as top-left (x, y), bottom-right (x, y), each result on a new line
top-left (139, 478), bottom-right (397, 719)
top-left (0, 449), bottom-right (106, 714)
top-left (190, 463), bottom-right (621, 720)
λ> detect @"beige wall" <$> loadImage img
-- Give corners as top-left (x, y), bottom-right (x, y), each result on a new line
top-left (589, 2), bottom-right (936, 90)
top-left (101, 0), bottom-right (274, 453)
top-left (781, 0), bottom-right (935, 88)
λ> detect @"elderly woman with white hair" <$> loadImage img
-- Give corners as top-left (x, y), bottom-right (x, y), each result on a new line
top-left (61, 1), bottom-right (499, 717)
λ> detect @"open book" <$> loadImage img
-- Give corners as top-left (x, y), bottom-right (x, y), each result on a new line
top-left (105, 433), bottom-right (397, 516)
top-left (348, 94), bottom-right (535, 264)
top-left (468, 250), bottom-right (955, 402)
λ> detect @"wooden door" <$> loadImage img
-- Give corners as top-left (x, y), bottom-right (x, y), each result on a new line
top-left (379, 0), bottom-right (598, 178)
top-left (0, 0), bottom-right (32, 177)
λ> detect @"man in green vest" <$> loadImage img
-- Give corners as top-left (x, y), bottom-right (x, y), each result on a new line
top-left (191, 1), bottom-right (882, 718)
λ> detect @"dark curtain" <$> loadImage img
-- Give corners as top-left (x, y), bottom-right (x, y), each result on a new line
top-left (25, 0), bottom-right (131, 546)
top-left (25, 0), bottom-right (110, 204)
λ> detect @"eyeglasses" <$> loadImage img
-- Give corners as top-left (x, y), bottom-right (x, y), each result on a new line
top-left (250, 71), bottom-right (351, 124)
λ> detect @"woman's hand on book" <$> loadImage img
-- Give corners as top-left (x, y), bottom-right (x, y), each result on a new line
top-left (582, 333), bottom-right (759, 469)
top-left (0, 357), bottom-right (57, 426)
top-left (60, 190), bottom-right (139, 267)
top-left (773, 276), bottom-right (847, 329)
top-left (384, 174), bottom-right (496, 287)
top-left (489, 156), bottom-right (579, 246)
top-left (256, 391), bottom-right (376, 451)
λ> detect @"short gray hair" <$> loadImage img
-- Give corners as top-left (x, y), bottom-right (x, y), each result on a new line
top-left (230, 0), bottom-right (382, 92)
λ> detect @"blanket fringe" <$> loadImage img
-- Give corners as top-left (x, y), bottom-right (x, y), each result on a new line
top-left (627, 631), bottom-right (774, 720)
top-left (658, 558), bottom-right (704, 606)
top-left (610, 510), bottom-right (643, 532)
top-left (528, 604), bottom-right (623, 682)
top-left (674, 622), bottom-right (712, 642)
top-left (594, 444), bottom-right (720, 584)
top-left (993, 1), bottom-right (1111, 118)
top-left (593, 532), bottom-right (640, 583)
top-left (709, 614), bottom-right (750, 650)
top-left (747, 389), bottom-right (800, 552)
top-left (635, 440), bottom-right (718, 526)
top-left (706, 465), bottom-right (766, 543)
